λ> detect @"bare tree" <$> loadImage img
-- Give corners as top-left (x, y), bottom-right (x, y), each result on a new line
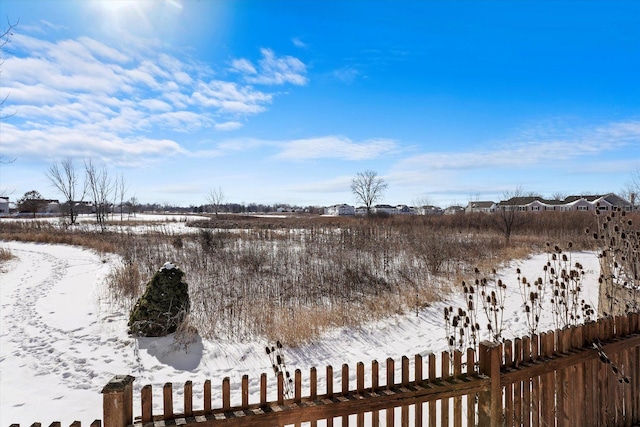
top-left (85, 159), bottom-right (114, 231)
top-left (206, 186), bottom-right (225, 217)
top-left (115, 172), bottom-right (129, 221)
top-left (125, 196), bottom-right (139, 219)
top-left (351, 170), bottom-right (388, 215)
top-left (492, 186), bottom-right (530, 245)
top-left (46, 158), bottom-right (85, 225)
top-left (622, 168), bottom-right (640, 210)
top-left (17, 190), bottom-right (47, 218)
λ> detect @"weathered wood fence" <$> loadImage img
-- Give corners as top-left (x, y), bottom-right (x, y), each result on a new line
top-left (11, 312), bottom-right (640, 427)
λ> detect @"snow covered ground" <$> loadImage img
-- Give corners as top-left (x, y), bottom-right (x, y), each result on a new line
top-left (0, 240), bottom-right (601, 426)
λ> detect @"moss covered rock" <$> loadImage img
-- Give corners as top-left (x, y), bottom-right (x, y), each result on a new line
top-left (128, 262), bottom-right (190, 337)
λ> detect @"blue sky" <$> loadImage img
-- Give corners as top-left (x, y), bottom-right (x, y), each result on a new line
top-left (1, 0), bottom-right (639, 208)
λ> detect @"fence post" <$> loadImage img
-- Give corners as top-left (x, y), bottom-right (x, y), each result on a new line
top-left (101, 375), bottom-right (135, 427)
top-left (479, 341), bottom-right (502, 427)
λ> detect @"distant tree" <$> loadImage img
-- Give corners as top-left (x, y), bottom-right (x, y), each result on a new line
top-left (492, 186), bottom-right (530, 245)
top-left (351, 170), bottom-right (388, 215)
top-left (125, 196), bottom-right (139, 218)
top-left (115, 172), bottom-right (128, 220)
top-left (622, 169), bottom-right (640, 210)
top-left (206, 186), bottom-right (225, 217)
top-left (46, 158), bottom-right (85, 225)
top-left (17, 190), bottom-right (47, 218)
top-left (85, 159), bottom-right (114, 231)
top-left (551, 192), bottom-right (567, 201)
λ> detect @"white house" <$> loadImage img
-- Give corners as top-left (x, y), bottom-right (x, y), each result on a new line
top-left (465, 201), bottom-right (497, 213)
top-left (497, 193), bottom-right (633, 213)
top-left (415, 205), bottom-right (444, 215)
top-left (324, 204), bottom-right (355, 216)
top-left (0, 197), bottom-right (10, 216)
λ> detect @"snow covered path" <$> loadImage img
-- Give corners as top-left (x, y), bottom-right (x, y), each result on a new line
top-left (0, 242), bottom-right (134, 425)
top-left (0, 240), bottom-right (601, 426)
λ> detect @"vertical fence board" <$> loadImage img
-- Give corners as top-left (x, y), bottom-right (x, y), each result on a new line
top-left (242, 375), bottom-right (250, 408)
top-left (357, 362), bottom-right (365, 427)
top-left (530, 334), bottom-right (540, 427)
top-left (571, 325), bottom-right (584, 427)
top-left (277, 372), bottom-right (284, 406)
top-left (326, 365), bottom-right (334, 427)
top-left (184, 380), bottom-right (193, 417)
top-left (294, 370), bottom-right (301, 405)
top-left (386, 358), bottom-right (395, 427)
top-left (204, 379), bottom-right (212, 414)
top-left (453, 350), bottom-right (462, 427)
top-left (504, 340), bottom-right (514, 427)
top-left (260, 373), bottom-right (267, 406)
top-left (415, 354), bottom-right (423, 427)
top-left (428, 353), bottom-right (436, 426)
top-left (513, 338), bottom-right (523, 427)
top-left (542, 332), bottom-right (556, 427)
top-left (222, 377), bottom-right (231, 410)
top-left (521, 336), bottom-right (531, 427)
top-left (556, 329), bottom-right (568, 426)
top-left (141, 385), bottom-right (152, 423)
top-left (401, 356), bottom-right (410, 427)
top-left (634, 333), bottom-right (640, 423)
top-left (466, 348), bottom-right (476, 427)
top-left (441, 351), bottom-right (450, 427)
top-left (163, 383), bottom-right (173, 421)
top-left (310, 367), bottom-right (318, 427)
top-left (372, 360), bottom-right (379, 427)
top-left (622, 342), bottom-right (631, 427)
top-left (342, 364), bottom-right (349, 427)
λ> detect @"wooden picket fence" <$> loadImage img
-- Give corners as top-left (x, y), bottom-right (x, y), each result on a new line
top-left (11, 312), bottom-right (640, 427)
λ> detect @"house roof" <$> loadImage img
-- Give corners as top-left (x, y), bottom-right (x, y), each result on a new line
top-left (468, 201), bottom-right (495, 208)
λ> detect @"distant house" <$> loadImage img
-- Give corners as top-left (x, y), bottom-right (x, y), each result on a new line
top-left (372, 204), bottom-right (395, 215)
top-left (324, 204), bottom-right (355, 216)
top-left (0, 197), bottom-right (9, 216)
top-left (415, 205), bottom-right (443, 215)
top-left (496, 193), bottom-right (633, 213)
top-left (394, 204), bottom-right (413, 215)
top-left (444, 205), bottom-right (465, 215)
top-left (465, 201), bottom-right (497, 214)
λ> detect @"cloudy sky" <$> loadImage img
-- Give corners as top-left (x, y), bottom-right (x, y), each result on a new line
top-left (1, 1), bottom-right (638, 208)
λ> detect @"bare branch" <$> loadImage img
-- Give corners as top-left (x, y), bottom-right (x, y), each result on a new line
top-left (350, 170), bottom-right (388, 215)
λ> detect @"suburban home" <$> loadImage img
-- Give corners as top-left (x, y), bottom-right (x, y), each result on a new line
top-left (0, 197), bottom-right (10, 216)
top-left (394, 204), bottom-right (413, 215)
top-left (497, 193), bottom-right (633, 212)
top-left (324, 204), bottom-right (355, 216)
top-left (415, 205), bottom-right (444, 215)
top-left (465, 201), bottom-right (497, 213)
top-left (444, 205), bottom-right (465, 215)
top-left (371, 204), bottom-right (395, 215)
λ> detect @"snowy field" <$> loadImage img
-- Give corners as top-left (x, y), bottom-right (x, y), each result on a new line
top-left (0, 239), bottom-right (601, 426)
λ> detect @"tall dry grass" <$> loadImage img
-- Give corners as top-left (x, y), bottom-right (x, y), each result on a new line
top-left (0, 211), bottom-right (606, 345)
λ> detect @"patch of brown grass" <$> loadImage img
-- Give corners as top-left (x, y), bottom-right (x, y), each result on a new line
top-left (0, 246), bottom-right (14, 263)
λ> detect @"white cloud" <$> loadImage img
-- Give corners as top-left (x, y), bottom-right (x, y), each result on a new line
top-left (292, 37), bottom-right (307, 48)
top-left (275, 136), bottom-right (398, 161)
top-left (214, 121), bottom-right (243, 131)
top-left (2, 31), bottom-right (306, 168)
top-left (232, 48), bottom-right (308, 86)
top-left (392, 120), bottom-right (640, 177)
top-left (231, 58), bottom-right (257, 75)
